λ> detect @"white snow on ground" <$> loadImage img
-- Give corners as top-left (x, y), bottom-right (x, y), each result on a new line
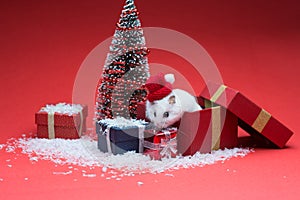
top-left (2, 136), bottom-right (252, 174)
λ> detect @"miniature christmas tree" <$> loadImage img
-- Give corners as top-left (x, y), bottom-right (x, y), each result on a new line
top-left (96, 0), bottom-right (150, 120)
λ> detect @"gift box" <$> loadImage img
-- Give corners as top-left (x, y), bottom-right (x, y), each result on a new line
top-left (136, 102), bottom-right (148, 121)
top-left (177, 105), bottom-right (238, 156)
top-left (96, 118), bottom-right (147, 155)
top-left (137, 100), bottom-right (238, 156)
top-left (200, 82), bottom-right (293, 148)
top-left (144, 127), bottom-right (177, 160)
top-left (35, 103), bottom-right (88, 139)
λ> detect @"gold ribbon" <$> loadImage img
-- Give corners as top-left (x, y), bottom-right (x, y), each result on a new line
top-left (204, 99), bottom-right (212, 108)
top-left (210, 85), bottom-right (227, 103)
top-left (104, 125), bottom-right (113, 154)
top-left (47, 113), bottom-right (55, 139)
top-left (252, 109), bottom-right (271, 132)
top-left (211, 107), bottom-right (221, 150)
top-left (137, 124), bottom-right (145, 153)
top-left (47, 109), bottom-right (84, 139)
top-left (78, 110), bottom-right (83, 137)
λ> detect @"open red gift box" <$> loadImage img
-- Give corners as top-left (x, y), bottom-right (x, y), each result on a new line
top-left (200, 82), bottom-right (293, 148)
top-left (137, 81), bottom-right (293, 156)
top-left (137, 101), bottom-right (238, 156)
top-left (177, 105), bottom-right (238, 156)
top-left (35, 103), bottom-right (88, 139)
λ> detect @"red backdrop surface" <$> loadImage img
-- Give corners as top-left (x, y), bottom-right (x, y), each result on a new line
top-left (0, 0), bottom-right (299, 199)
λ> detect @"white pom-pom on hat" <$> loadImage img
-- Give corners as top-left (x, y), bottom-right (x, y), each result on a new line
top-left (164, 74), bottom-right (175, 84)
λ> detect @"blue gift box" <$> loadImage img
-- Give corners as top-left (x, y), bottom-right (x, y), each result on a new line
top-left (96, 119), bottom-right (147, 155)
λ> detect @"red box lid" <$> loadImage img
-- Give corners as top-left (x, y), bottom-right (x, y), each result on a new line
top-left (200, 82), bottom-right (293, 148)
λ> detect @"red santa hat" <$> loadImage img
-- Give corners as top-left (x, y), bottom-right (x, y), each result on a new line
top-left (145, 73), bottom-right (173, 102)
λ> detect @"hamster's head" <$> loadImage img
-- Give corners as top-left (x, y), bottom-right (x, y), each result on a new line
top-left (146, 94), bottom-right (183, 129)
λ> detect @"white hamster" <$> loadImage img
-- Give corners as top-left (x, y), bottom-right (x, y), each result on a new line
top-left (146, 74), bottom-right (202, 129)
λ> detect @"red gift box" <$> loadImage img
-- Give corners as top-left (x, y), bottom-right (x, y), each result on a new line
top-left (35, 103), bottom-right (88, 139)
top-left (137, 100), bottom-right (238, 156)
top-left (200, 82), bottom-right (293, 148)
top-left (144, 128), bottom-right (177, 160)
top-left (177, 105), bottom-right (238, 156)
top-left (153, 128), bottom-right (177, 143)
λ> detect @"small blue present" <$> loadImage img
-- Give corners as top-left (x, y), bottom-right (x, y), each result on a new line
top-left (96, 118), bottom-right (148, 155)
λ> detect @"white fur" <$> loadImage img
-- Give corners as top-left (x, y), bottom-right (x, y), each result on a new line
top-left (146, 74), bottom-right (202, 129)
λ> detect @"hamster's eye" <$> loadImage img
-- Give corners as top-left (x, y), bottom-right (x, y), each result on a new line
top-left (154, 112), bottom-right (157, 117)
top-left (163, 112), bottom-right (169, 118)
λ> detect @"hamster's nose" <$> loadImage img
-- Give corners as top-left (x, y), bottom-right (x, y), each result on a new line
top-left (154, 123), bottom-right (163, 129)
top-left (156, 123), bottom-right (167, 129)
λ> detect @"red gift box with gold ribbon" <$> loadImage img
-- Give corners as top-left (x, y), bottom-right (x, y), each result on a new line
top-left (200, 82), bottom-right (293, 148)
top-left (137, 100), bottom-right (238, 156)
top-left (35, 103), bottom-right (88, 139)
top-left (144, 127), bottom-right (177, 160)
top-left (177, 105), bottom-right (238, 156)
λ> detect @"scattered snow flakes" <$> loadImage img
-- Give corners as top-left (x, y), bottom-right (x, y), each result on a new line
top-left (226, 169), bottom-right (237, 173)
top-left (4, 136), bottom-right (252, 176)
top-left (0, 178), bottom-right (3, 182)
top-left (0, 144), bottom-right (4, 150)
top-left (39, 103), bottom-right (83, 116)
top-left (5, 146), bottom-right (15, 153)
top-left (165, 174), bottom-right (174, 177)
top-left (116, 178), bottom-right (122, 181)
top-left (283, 176), bottom-right (287, 179)
top-left (53, 171), bottom-right (73, 175)
top-left (7, 164), bottom-right (12, 168)
top-left (100, 117), bottom-right (147, 129)
top-left (82, 173), bottom-right (97, 178)
top-left (102, 166), bottom-right (108, 173)
top-left (29, 157), bottom-right (38, 162)
top-left (137, 181), bottom-right (144, 186)
top-left (73, 179), bottom-right (78, 182)
top-left (24, 178), bottom-right (29, 181)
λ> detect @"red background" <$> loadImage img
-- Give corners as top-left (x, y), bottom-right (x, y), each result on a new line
top-left (0, 0), bottom-right (299, 199)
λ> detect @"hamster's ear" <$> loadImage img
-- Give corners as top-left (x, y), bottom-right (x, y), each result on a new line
top-left (164, 74), bottom-right (175, 84)
top-left (168, 95), bottom-right (176, 104)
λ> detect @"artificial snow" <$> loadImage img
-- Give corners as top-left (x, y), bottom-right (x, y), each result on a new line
top-left (137, 181), bottom-right (144, 186)
top-left (82, 173), bottom-right (97, 178)
top-left (100, 117), bottom-right (147, 128)
top-left (102, 166), bottom-right (108, 173)
top-left (53, 171), bottom-right (72, 175)
top-left (39, 103), bottom-right (83, 115)
top-left (2, 136), bottom-right (252, 175)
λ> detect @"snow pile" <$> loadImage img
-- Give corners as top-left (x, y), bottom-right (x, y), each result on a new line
top-left (39, 103), bottom-right (83, 115)
top-left (4, 136), bottom-right (252, 174)
top-left (100, 117), bottom-right (147, 128)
